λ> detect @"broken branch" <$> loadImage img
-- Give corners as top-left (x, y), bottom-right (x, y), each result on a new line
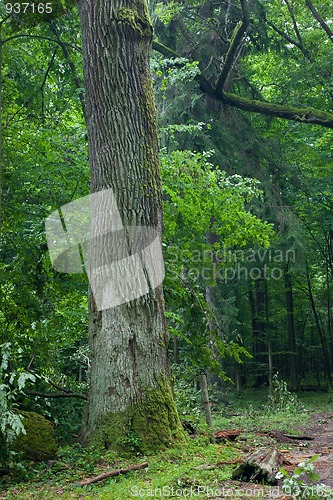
top-left (79, 462), bottom-right (149, 486)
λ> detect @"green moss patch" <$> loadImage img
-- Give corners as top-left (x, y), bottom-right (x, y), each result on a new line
top-left (89, 377), bottom-right (185, 453)
top-left (13, 411), bottom-right (58, 461)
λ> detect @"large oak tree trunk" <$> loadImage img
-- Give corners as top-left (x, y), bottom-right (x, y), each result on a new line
top-left (78, 0), bottom-right (183, 451)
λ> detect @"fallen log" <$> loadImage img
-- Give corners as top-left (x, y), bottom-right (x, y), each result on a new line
top-left (79, 462), bottom-right (148, 486)
top-left (285, 434), bottom-right (313, 440)
top-left (232, 449), bottom-right (282, 485)
top-left (214, 429), bottom-right (242, 442)
top-left (256, 430), bottom-right (313, 443)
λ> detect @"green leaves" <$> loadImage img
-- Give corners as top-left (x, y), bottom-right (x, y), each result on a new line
top-left (0, 344), bottom-right (31, 467)
top-left (277, 456), bottom-right (332, 500)
top-left (162, 149), bottom-right (272, 251)
top-left (161, 148), bottom-right (273, 369)
top-left (152, 57), bottom-right (200, 96)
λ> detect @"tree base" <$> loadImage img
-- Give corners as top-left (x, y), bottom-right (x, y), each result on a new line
top-left (82, 376), bottom-right (184, 454)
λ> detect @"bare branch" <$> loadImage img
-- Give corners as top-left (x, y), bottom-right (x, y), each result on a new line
top-left (0, 15), bottom-right (11, 26)
top-left (306, 0), bottom-right (333, 44)
top-left (79, 462), bottom-right (148, 486)
top-left (283, 0), bottom-right (305, 49)
top-left (26, 369), bottom-right (87, 399)
top-left (215, 0), bottom-right (250, 94)
top-left (27, 391), bottom-right (87, 400)
top-left (3, 33), bottom-right (81, 51)
top-left (267, 20), bottom-right (310, 59)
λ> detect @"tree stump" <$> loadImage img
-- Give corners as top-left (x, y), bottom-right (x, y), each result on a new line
top-left (232, 448), bottom-right (282, 485)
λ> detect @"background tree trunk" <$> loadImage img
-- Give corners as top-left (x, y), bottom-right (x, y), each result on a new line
top-left (249, 279), bottom-right (268, 387)
top-left (199, 373), bottom-right (213, 427)
top-left (78, 0), bottom-right (183, 451)
top-left (284, 263), bottom-right (298, 390)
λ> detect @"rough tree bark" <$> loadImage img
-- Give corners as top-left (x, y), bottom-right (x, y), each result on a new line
top-left (78, 0), bottom-right (183, 451)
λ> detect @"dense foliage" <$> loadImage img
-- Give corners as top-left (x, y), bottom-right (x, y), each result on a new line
top-left (0, 0), bottom-right (333, 481)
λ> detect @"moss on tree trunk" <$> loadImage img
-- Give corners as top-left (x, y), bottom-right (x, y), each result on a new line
top-left (90, 376), bottom-right (184, 453)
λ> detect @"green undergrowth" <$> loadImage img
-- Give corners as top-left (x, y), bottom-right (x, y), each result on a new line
top-left (0, 435), bottom-right (237, 499)
top-left (211, 387), bottom-right (333, 435)
top-left (1, 388), bottom-right (332, 498)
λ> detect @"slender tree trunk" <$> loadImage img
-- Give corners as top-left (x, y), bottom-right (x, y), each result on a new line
top-left (235, 364), bottom-right (242, 395)
top-left (78, 0), bottom-right (183, 450)
top-left (264, 279), bottom-right (273, 395)
top-left (173, 335), bottom-right (178, 364)
top-left (205, 229), bottom-right (228, 405)
top-left (199, 373), bottom-right (213, 427)
top-left (284, 263), bottom-right (298, 390)
top-left (324, 243), bottom-right (333, 363)
top-left (249, 279), bottom-right (267, 387)
top-left (306, 265), bottom-right (332, 384)
top-left (268, 336), bottom-right (273, 396)
top-left (298, 316), bottom-right (307, 381)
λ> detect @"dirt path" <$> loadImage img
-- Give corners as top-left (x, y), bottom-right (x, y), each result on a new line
top-left (293, 411), bottom-right (333, 487)
top-left (212, 412), bottom-right (333, 499)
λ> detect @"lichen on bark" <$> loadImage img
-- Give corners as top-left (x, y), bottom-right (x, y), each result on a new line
top-left (116, 6), bottom-right (153, 38)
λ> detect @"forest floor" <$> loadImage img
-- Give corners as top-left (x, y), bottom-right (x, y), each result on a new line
top-left (294, 411), bottom-right (333, 487)
top-left (212, 410), bottom-right (333, 499)
top-left (2, 391), bottom-right (333, 499)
